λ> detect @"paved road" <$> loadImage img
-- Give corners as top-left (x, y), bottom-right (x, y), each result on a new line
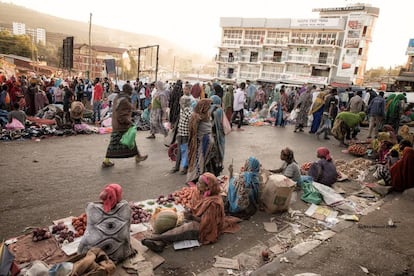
top-left (0, 123), bottom-right (357, 274)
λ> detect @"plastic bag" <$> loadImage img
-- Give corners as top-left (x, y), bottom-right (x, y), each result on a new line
top-left (312, 181), bottom-right (344, 205)
top-left (120, 126), bottom-right (137, 149)
top-left (222, 114), bottom-right (232, 135)
top-left (288, 108), bottom-right (299, 121)
top-left (301, 181), bottom-right (322, 205)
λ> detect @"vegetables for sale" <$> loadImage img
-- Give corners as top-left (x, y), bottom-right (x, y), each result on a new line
top-left (348, 144), bottom-right (367, 157)
top-left (52, 222), bottom-right (75, 243)
top-left (72, 213), bottom-right (87, 237)
top-left (130, 203), bottom-right (152, 224)
top-left (172, 187), bottom-right (198, 209)
top-left (32, 227), bottom-right (52, 242)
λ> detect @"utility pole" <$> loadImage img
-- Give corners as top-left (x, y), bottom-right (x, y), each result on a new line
top-left (88, 12), bottom-right (92, 80)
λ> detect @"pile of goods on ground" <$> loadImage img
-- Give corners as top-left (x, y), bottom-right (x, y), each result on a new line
top-left (347, 144), bottom-right (367, 157)
top-left (335, 158), bottom-right (373, 181)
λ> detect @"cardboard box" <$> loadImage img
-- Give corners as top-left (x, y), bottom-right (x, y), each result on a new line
top-left (261, 174), bottom-right (296, 213)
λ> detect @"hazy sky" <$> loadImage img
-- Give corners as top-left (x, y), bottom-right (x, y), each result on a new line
top-left (3, 0), bottom-right (414, 69)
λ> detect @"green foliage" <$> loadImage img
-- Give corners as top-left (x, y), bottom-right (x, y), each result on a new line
top-left (0, 30), bottom-right (34, 58)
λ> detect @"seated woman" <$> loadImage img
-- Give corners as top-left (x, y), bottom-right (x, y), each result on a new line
top-left (269, 147), bottom-right (301, 183)
top-left (142, 172), bottom-right (240, 253)
top-left (390, 142), bottom-right (414, 192)
top-left (226, 157), bottom-right (261, 220)
top-left (307, 147), bottom-right (338, 186)
top-left (375, 140), bottom-right (412, 186)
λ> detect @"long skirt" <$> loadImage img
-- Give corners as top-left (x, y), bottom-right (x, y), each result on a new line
top-left (310, 106), bottom-right (324, 133)
top-left (150, 108), bottom-right (167, 136)
top-left (186, 134), bottom-right (212, 183)
top-left (106, 131), bottom-right (138, 158)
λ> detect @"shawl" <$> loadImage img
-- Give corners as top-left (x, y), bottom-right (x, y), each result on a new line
top-left (188, 98), bottom-right (212, 169)
top-left (168, 81), bottom-right (183, 125)
top-left (210, 95), bottom-right (225, 161)
top-left (390, 147), bottom-right (414, 192)
top-left (193, 194), bottom-right (240, 244)
top-left (227, 157), bottom-right (260, 214)
top-left (309, 92), bottom-right (327, 115)
top-left (223, 86), bottom-right (234, 109)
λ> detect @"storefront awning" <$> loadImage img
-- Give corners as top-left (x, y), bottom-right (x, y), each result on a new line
top-left (395, 76), bottom-right (414, 83)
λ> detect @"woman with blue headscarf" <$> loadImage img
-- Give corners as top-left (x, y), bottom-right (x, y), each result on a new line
top-left (226, 157), bottom-right (261, 219)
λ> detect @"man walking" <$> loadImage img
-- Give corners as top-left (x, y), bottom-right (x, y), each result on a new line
top-left (367, 91), bottom-right (385, 139)
top-left (231, 82), bottom-right (246, 131)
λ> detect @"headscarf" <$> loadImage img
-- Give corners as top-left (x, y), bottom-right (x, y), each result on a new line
top-left (210, 95), bottom-right (221, 106)
top-left (199, 172), bottom-right (221, 196)
top-left (317, 147), bottom-right (332, 161)
top-left (188, 98), bottom-right (213, 169)
top-left (70, 101), bottom-right (85, 120)
top-left (398, 125), bottom-right (413, 144)
top-left (99, 184), bottom-right (123, 213)
top-left (387, 94), bottom-right (405, 118)
top-left (358, 111), bottom-right (366, 122)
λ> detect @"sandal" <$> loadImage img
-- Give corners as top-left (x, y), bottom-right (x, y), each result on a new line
top-left (135, 155), bottom-right (148, 163)
top-left (141, 239), bottom-right (165, 253)
top-left (102, 161), bottom-right (114, 168)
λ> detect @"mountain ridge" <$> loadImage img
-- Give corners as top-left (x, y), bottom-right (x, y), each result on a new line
top-left (0, 2), bottom-right (211, 65)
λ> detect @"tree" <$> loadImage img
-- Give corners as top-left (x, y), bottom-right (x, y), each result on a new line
top-left (0, 30), bottom-right (34, 58)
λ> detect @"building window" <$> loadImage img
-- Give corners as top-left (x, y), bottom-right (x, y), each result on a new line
top-left (358, 48), bottom-right (363, 55)
top-left (250, 52), bottom-right (258, 62)
top-left (354, 66), bottom-right (359, 75)
top-left (273, 51), bottom-right (282, 62)
top-left (362, 26), bottom-right (367, 37)
top-left (223, 29), bottom-right (242, 45)
top-left (266, 31), bottom-right (289, 45)
top-left (229, 52), bottom-right (234, 62)
top-left (318, 52), bottom-right (328, 64)
top-left (244, 30), bottom-right (265, 45)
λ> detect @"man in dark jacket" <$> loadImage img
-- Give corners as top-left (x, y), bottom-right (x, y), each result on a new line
top-left (367, 91), bottom-right (385, 138)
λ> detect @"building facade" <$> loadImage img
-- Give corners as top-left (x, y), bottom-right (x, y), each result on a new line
top-left (73, 44), bottom-right (127, 79)
top-left (216, 3), bottom-right (379, 86)
top-left (394, 39), bottom-right (414, 92)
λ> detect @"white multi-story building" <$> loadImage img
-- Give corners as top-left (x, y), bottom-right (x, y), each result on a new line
top-left (12, 22), bottom-right (47, 45)
top-left (12, 22), bottom-right (26, 35)
top-left (216, 3), bottom-right (379, 86)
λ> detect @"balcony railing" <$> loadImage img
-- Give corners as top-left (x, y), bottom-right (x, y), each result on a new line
top-left (286, 55), bottom-right (335, 65)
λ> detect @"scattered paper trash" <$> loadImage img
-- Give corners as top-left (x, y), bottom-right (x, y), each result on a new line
top-left (269, 244), bottom-right (285, 255)
top-left (263, 222), bottom-right (278, 233)
top-left (294, 272), bottom-right (321, 276)
top-left (339, 214), bottom-right (359, 222)
top-left (291, 240), bottom-right (321, 257)
top-left (279, 257), bottom-right (290, 263)
top-left (305, 204), bottom-right (338, 222)
top-left (313, 230), bottom-right (336, 241)
top-left (360, 265), bottom-right (369, 274)
top-left (173, 240), bottom-right (200, 250)
top-left (213, 256), bottom-right (239, 270)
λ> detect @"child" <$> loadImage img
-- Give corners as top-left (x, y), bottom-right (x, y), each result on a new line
top-left (316, 112), bottom-right (332, 140)
top-left (386, 149), bottom-right (399, 168)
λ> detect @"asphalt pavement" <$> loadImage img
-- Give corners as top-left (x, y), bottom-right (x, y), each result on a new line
top-left (1, 123), bottom-right (412, 275)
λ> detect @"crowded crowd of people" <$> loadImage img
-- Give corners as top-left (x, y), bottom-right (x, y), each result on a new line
top-left (1, 72), bottom-right (413, 193)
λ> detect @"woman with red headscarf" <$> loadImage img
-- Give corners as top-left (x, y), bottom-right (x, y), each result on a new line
top-left (390, 145), bottom-right (414, 192)
top-left (307, 147), bottom-right (338, 186)
top-left (142, 172), bottom-right (240, 252)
